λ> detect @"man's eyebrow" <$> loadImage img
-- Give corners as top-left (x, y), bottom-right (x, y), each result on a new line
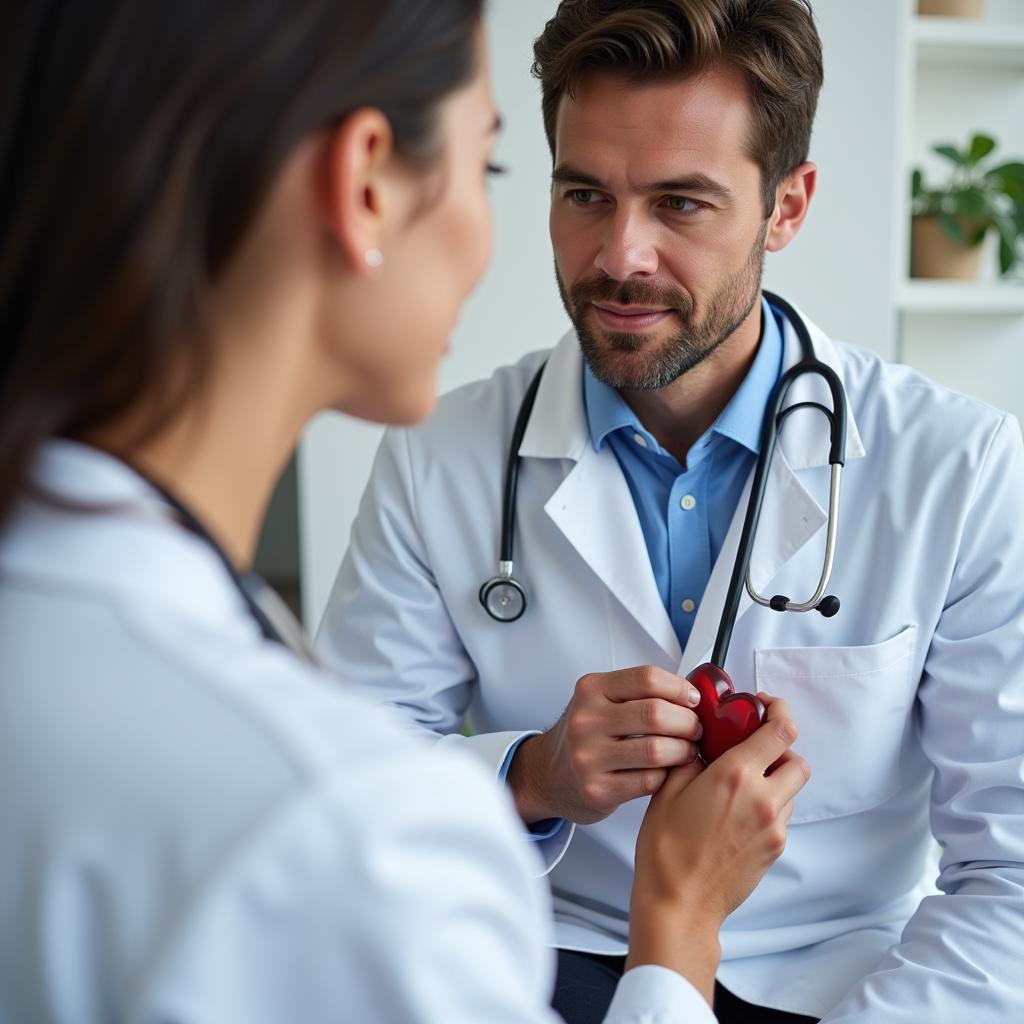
top-left (551, 165), bottom-right (607, 189)
top-left (552, 165), bottom-right (733, 202)
top-left (646, 174), bottom-right (733, 202)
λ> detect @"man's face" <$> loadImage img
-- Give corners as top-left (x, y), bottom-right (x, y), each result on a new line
top-left (549, 65), bottom-right (772, 390)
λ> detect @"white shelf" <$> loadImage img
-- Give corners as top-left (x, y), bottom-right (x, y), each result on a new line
top-left (897, 280), bottom-right (1024, 314)
top-left (912, 16), bottom-right (1024, 66)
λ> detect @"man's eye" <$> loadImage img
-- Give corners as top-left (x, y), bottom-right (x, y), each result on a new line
top-left (664, 196), bottom-right (701, 213)
top-left (568, 189), bottom-right (601, 205)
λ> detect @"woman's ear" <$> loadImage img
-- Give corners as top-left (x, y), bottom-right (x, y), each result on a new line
top-left (320, 108), bottom-right (395, 274)
top-left (765, 161), bottom-right (817, 254)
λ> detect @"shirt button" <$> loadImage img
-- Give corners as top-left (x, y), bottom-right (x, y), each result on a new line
top-left (633, 432), bottom-right (648, 448)
top-left (681, 599), bottom-right (696, 614)
top-left (680, 494), bottom-right (696, 511)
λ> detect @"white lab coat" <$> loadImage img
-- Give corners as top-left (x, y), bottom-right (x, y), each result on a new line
top-left (319, 300), bottom-right (1024, 1021)
top-left (0, 441), bottom-right (710, 1024)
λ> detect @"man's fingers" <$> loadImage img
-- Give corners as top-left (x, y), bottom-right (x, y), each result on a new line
top-left (608, 735), bottom-right (699, 771)
top-left (610, 766), bottom-right (671, 803)
top-left (600, 665), bottom-right (700, 707)
top-left (609, 699), bottom-right (703, 742)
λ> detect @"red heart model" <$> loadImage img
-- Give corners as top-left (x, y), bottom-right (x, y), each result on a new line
top-left (686, 662), bottom-right (765, 763)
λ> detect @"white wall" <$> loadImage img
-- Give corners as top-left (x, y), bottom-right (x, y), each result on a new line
top-left (298, 0), bottom-right (1002, 630)
top-left (764, 0), bottom-right (904, 358)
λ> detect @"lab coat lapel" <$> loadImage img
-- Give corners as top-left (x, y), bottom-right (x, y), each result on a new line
top-left (519, 332), bottom-right (682, 662)
top-left (678, 303), bottom-right (866, 674)
top-left (546, 444), bottom-right (682, 662)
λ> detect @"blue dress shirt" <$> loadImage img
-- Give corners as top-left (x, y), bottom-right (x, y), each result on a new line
top-left (583, 298), bottom-right (785, 654)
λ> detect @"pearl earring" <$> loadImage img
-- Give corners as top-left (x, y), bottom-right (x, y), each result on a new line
top-left (364, 248), bottom-right (383, 268)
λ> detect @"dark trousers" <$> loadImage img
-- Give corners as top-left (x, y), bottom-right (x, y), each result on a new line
top-left (553, 949), bottom-right (820, 1024)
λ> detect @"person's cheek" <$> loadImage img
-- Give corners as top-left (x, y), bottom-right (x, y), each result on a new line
top-left (470, 190), bottom-right (494, 289)
top-left (550, 212), bottom-right (584, 291)
top-left (447, 182), bottom-right (491, 314)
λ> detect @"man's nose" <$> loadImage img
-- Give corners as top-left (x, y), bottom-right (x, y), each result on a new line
top-left (594, 211), bottom-right (659, 280)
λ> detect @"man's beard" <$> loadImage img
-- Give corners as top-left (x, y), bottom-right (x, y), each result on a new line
top-left (556, 221), bottom-right (769, 391)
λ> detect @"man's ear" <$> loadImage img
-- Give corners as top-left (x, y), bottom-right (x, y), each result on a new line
top-left (320, 108), bottom-right (395, 274)
top-left (765, 161), bottom-right (817, 253)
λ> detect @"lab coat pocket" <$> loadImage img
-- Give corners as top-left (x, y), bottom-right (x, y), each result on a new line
top-left (754, 625), bottom-right (918, 824)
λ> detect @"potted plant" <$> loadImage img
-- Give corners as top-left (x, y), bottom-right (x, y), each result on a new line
top-left (917, 0), bottom-right (986, 17)
top-left (910, 133), bottom-right (1024, 281)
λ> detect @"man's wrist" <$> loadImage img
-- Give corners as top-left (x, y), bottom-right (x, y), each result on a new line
top-left (506, 734), bottom-right (555, 824)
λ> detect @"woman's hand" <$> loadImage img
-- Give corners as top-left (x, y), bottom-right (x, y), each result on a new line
top-left (626, 694), bottom-right (810, 1003)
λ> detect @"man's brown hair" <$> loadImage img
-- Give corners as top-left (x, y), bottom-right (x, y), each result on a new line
top-left (532, 0), bottom-right (823, 215)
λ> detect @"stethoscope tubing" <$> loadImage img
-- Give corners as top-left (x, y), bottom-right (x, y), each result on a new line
top-left (499, 364), bottom-right (545, 565)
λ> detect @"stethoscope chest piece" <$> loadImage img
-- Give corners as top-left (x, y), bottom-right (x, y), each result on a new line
top-left (479, 563), bottom-right (527, 622)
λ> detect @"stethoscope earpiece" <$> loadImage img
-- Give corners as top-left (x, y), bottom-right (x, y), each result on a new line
top-left (768, 593), bottom-right (841, 618)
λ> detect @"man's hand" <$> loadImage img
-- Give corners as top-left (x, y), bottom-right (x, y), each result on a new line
top-left (507, 665), bottom-right (703, 825)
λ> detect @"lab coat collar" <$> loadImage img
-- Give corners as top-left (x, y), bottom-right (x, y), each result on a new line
top-left (517, 328), bottom-right (591, 462)
top-left (0, 440), bottom-right (252, 632)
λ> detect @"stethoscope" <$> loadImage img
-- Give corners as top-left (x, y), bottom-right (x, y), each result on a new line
top-left (479, 291), bottom-right (848, 671)
top-left (131, 466), bottom-right (318, 663)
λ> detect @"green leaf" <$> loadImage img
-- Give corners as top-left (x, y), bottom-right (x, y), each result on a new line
top-left (952, 187), bottom-right (988, 220)
top-left (990, 160), bottom-right (1024, 184)
top-left (966, 133), bottom-right (997, 165)
top-left (991, 207), bottom-right (1015, 274)
top-left (938, 211), bottom-right (967, 244)
top-left (992, 210), bottom-right (1020, 275)
top-left (998, 235), bottom-right (1015, 276)
top-left (911, 168), bottom-right (923, 199)
top-left (989, 161), bottom-right (1024, 205)
top-left (933, 143), bottom-right (964, 166)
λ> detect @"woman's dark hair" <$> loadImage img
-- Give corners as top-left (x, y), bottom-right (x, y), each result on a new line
top-left (0, 0), bottom-right (483, 530)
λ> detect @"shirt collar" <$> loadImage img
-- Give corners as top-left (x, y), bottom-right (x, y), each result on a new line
top-left (584, 360), bottom-right (644, 453)
top-left (713, 296), bottom-right (784, 455)
top-left (583, 296), bottom-right (783, 456)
